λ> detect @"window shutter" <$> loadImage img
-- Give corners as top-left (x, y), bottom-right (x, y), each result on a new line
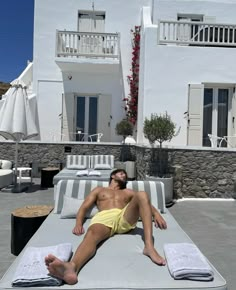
top-left (61, 93), bottom-right (75, 141)
top-left (187, 84), bottom-right (204, 146)
top-left (231, 86), bottom-right (236, 139)
top-left (203, 16), bottom-right (216, 23)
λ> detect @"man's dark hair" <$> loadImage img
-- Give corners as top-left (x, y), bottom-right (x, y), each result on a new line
top-left (109, 169), bottom-right (128, 184)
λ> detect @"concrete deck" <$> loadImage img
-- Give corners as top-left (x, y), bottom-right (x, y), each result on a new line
top-left (0, 180), bottom-right (235, 289)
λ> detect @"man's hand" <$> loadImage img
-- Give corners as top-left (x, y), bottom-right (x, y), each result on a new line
top-left (153, 212), bottom-right (167, 229)
top-left (72, 223), bottom-right (85, 235)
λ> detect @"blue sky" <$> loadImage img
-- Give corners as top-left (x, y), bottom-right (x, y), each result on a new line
top-left (0, 0), bottom-right (34, 83)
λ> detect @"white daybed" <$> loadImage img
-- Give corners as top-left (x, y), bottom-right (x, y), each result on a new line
top-left (0, 180), bottom-right (227, 290)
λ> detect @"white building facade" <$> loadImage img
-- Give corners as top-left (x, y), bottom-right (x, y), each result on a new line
top-left (32, 0), bottom-right (236, 147)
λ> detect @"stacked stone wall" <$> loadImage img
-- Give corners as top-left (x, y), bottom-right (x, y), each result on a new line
top-left (1, 141), bottom-right (235, 198)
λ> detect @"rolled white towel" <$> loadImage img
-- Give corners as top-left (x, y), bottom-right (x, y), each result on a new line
top-left (76, 169), bottom-right (89, 176)
top-left (12, 243), bottom-right (72, 287)
top-left (164, 243), bottom-right (214, 281)
top-left (88, 170), bottom-right (101, 176)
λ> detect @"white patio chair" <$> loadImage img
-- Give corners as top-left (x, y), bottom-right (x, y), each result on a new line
top-left (88, 133), bottom-right (103, 142)
top-left (208, 134), bottom-right (224, 148)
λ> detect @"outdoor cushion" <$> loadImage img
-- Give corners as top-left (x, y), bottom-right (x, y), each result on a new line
top-left (0, 179), bottom-right (227, 290)
top-left (94, 163), bottom-right (112, 170)
top-left (54, 179), bottom-right (165, 214)
top-left (53, 168), bottom-right (112, 186)
top-left (90, 155), bottom-right (114, 169)
top-left (66, 155), bottom-right (90, 169)
top-left (67, 164), bottom-right (87, 170)
top-left (60, 196), bottom-right (98, 219)
top-left (1, 160), bottom-right (12, 170)
top-left (0, 207), bottom-right (227, 290)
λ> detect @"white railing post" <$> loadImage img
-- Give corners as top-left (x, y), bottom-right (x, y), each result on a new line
top-left (56, 31), bottom-right (120, 59)
top-left (158, 20), bottom-right (236, 47)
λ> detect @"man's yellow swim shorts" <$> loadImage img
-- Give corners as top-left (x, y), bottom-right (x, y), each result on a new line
top-left (89, 204), bottom-right (137, 236)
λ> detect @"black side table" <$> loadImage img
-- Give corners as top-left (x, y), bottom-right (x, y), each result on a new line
top-left (41, 167), bottom-right (59, 188)
top-left (11, 205), bottom-right (53, 255)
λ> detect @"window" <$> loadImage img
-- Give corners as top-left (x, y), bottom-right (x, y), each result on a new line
top-left (202, 87), bottom-right (233, 147)
top-left (177, 14), bottom-right (203, 42)
top-left (177, 14), bottom-right (203, 22)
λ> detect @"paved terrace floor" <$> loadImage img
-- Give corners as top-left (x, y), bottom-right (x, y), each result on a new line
top-left (0, 180), bottom-right (235, 289)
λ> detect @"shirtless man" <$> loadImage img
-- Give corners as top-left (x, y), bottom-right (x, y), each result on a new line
top-left (45, 169), bottom-right (167, 285)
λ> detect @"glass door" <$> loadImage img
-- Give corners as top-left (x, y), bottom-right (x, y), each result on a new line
top-left (76, 96), bottom-right (98, 141)
top-left (202, 88), bottom-right (230, 147)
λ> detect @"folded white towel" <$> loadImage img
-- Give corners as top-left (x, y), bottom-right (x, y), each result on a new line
top-left (88, 170), bottom-right (101, 176)
top-left (76, 169), bottom-right (89, 176)
top-left (12, 243), bottom-right (72, 287)
top-left (164, 243), bottom-right (214, 281)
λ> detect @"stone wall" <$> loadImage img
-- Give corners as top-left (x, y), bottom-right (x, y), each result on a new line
top-left (1, 141), bottom-right (236, 199)
top-left (135, 146), bottom-right (236, 199)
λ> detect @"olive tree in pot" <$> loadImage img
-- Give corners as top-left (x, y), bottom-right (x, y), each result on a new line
top-left (115, 119), bottom-right (136, 179)
top-left (143, 112), bottom-right (179, 206)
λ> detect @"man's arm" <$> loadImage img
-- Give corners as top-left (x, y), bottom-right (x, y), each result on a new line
top-left (72, 187), bottom-right (100, 235)
top-left (151, 205), bottom-right (167, 229)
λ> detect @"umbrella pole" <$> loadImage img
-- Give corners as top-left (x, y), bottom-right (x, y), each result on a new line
top-left (12, 141), bottom-right (28, 193)
top-left (11, 141), bottom-right (19, 192)
top-left (14, 141), bottom-right (18, 186)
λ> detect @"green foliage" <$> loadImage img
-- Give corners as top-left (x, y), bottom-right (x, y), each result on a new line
top-left (143, 112), bottom-right (176, 147)
top-left (115, 119), bottom-right (134, 139)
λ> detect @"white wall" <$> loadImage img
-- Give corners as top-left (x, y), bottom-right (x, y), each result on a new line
top-left (37, 81), bottom-right (63, 141)
top-left (153, 0), bottom-right (236, 24)
top-left (137, 22), bottom-right (236, 145)
top-left (33, 0), bottom-right (152, 141)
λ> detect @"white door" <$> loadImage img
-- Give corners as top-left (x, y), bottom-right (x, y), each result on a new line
top-left (78, 12), bottom-right (105, 54)
top-left (78, 12), bottom-right (105, 33)
top-left (76, 95), bottom-right (111, 142)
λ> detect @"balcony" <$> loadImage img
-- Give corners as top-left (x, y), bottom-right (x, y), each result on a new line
top-left (56, 30), bottom-right (120, 59)
top-left (55, 30), bottom-right (120, 73)
top-left (158, 20), bottom-right (236, 47)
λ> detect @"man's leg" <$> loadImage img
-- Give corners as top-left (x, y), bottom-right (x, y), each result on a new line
top-left (45, 224), bottom-right (111, 285)
top-left (123, 191), bottom-right (166, 265)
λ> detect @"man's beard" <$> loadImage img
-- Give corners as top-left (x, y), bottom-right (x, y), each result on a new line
top-left (116, 178), bottom-right (127, 189)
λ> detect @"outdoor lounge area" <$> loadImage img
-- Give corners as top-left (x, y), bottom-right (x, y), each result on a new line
top-left (0, 145), bottom-right (236, 289)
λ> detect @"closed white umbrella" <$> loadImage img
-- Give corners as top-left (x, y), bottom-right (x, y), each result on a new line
top-left (0, 83), bottom-right (39, 192)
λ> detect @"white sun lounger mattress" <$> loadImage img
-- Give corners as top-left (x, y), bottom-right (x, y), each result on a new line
top-left (53, 169), bottom-right (112, 185)
top-left (0, 209), bottom-right (227, 290)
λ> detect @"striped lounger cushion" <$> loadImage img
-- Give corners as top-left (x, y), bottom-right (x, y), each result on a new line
top-left (54, 179), bottom-right (166, 215)
top-left (66, 155), bottom-right (90, 170)
top-left (90, 155), bottom-right (114, 169)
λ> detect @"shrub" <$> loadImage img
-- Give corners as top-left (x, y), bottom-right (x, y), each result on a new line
top-left (115, 119), bottom-right (134, 140)
top-left (143, 112), bottom-right (176, 147)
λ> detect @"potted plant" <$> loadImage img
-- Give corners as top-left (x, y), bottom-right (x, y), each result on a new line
top-left (143, 112), bottom-right (179, 206)
top-left (115, 119), bottom-right (134, 142)
top-left (115, 119), bottom-right (136, 179)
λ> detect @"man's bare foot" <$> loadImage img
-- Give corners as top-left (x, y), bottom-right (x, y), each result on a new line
top-left (45, 254), bottom-right (78, 285)
top-left (143, 246), bottom-right (166, 266)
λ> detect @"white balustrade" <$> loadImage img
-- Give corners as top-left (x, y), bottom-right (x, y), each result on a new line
top-left (56, 30), bottom-right (120, 58)
top-left (158, 20), bottom-right (236, 47)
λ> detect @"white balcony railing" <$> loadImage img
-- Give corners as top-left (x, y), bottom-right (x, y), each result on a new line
top-left (56, 30), bottom-right (120, 59)
top-left (158, 20), bottom-right (236, 47)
